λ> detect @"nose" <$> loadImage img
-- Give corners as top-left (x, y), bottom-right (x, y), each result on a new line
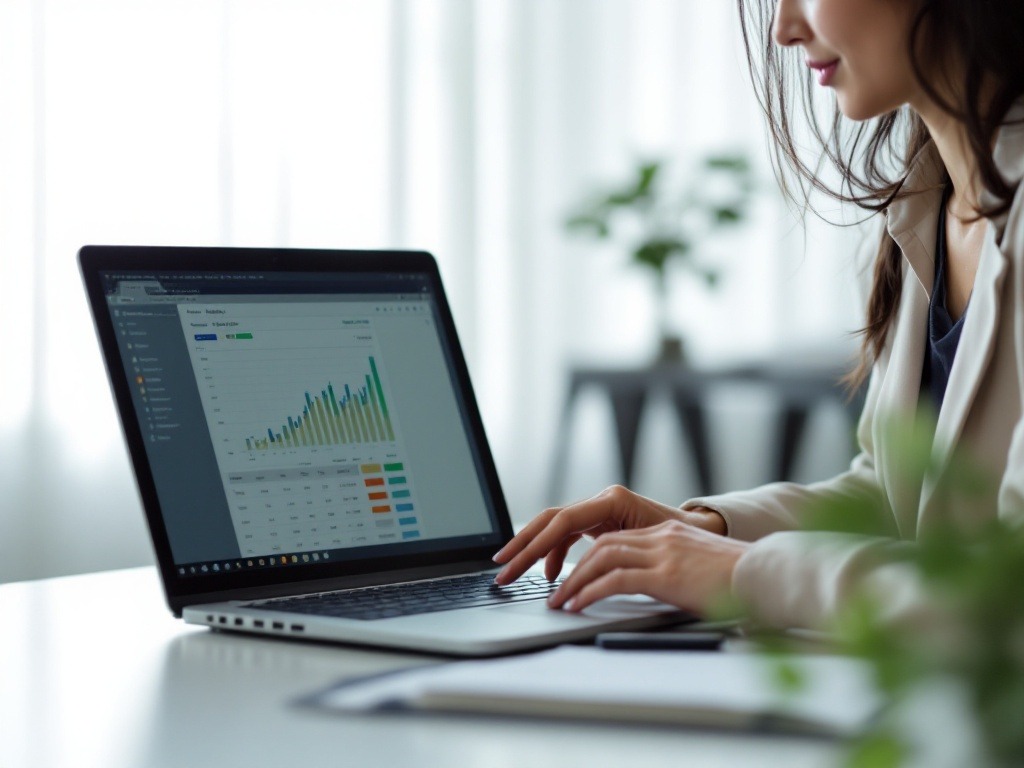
top-left (772, 0), bottom-right (809, 47)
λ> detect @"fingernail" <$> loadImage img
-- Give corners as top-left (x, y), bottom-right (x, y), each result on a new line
top-left (564, 598), bottom-right (577, 612)
top-left (492, 546), bottom-right (506, 562)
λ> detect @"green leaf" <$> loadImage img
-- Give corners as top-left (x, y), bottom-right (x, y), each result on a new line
top-left (801, 489), bottom-right (897, 537)
top-left (635, 161), bottom-right (661, 196)
top-left (771, 659), bottom-right (807, 695)
top-left (565, 213), bottom-right (610, 238)
top-left (632, 239), bottom-right (688, 274)
top-left (713, 206), bottom-right (743, 224)
top-left (844, 731), bottom-right (909, 768)
top-left (705, 155), bottom-right (750, 173)
top-left (604, 190), bottom-right (640, 206)
top-left (701, 269), bottom-right (720, 289)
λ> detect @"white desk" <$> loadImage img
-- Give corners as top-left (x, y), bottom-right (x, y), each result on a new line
top-left (2, 568), bottom-right (839, 768)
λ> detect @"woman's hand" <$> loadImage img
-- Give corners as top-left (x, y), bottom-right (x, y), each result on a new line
top-left (544, 519), bottom-right (748, 615)
top-left (492, 485), bottom-right (736, 612)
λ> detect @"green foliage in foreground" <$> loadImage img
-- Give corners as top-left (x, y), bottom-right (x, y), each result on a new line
top-left (754, 412), bottom-right (1024, 767)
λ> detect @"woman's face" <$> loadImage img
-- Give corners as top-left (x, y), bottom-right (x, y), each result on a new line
top-left (773, 0), bottom-right (924, 120)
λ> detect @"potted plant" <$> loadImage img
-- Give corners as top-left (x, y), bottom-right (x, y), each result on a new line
top-left (565, 154), bottom-right (755, 364)
top-left (750, 412), bottom-right (1024, 768)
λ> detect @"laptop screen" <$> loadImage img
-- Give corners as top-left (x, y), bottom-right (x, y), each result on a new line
top-left (91, 258), bottom-right (507, 592)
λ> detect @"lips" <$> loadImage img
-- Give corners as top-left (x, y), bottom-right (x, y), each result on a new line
top-left (807, 59), bottom-right (840, 86)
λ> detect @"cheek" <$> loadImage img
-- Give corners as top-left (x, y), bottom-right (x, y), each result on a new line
top-left (809, 0), bottom-right (912, 73)
top-left (846, 39), bottom-right (918, 115)
top-left (819, 9), bottom-right (918, 116)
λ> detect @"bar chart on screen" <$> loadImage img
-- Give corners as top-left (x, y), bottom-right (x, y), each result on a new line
top-left (177, 303), bottom-right (423, 554)
top-left (179, 305), bottom-right (406, 467)
top-left (243, 356), bottom-right (396, 452)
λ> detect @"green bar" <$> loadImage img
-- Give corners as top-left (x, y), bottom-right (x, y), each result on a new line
top-left (348, 398), bottom-right (364, 442)
top-left (383, 462), bottom-right (404, 472)
top-left (315, 397), bottom-right (333, 445)
top-left (328, 384), bottom-right (348, 443)
top-left (366, 374), bottom-right (387, 442)
top-left (388, 476), bottom-right (407, 485)
top-left (369, 357), bottom-right (395, 440)
top-left (246, 438), bottom-right (252, 450)
top-left (307, 394), bottom-right (325, 445)
top-left (342, 400), bottom-right (360, 443)
top-left (322, 390), bottom-right (340, 443)
top-left (391, 489), bottom-right (411, 499)
top-left (358, 393), bottom-right (378, 442)
top-left (233, 332), bottom-right (253, 340)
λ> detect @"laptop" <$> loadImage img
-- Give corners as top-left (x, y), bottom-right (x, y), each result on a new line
top-left (80, 245), bottom-right (687, 655)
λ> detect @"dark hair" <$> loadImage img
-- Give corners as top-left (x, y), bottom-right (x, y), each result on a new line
top-left (737, 0), bottom-right (1024, 389)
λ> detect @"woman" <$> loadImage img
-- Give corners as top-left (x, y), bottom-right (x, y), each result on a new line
top-left (492, 0), bottom-right (1024, 629)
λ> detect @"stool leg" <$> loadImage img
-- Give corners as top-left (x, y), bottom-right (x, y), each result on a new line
top-left (608, 390), bottom-right (647, 488)
top-left (546, 383), bottom-right (583, 505)
top-left (672, 394), bottom-right (714, 496)
top-left (776, 406), bottom-right (809, 482)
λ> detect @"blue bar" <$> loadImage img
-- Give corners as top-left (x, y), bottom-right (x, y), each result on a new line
top-left (267, 428), bottom-right (275, 442)
top-left (392, 490), bottom-right (411, 499)
top-left (194, 334), bottom-right (217, 341)
top-left (396, 503), bottom-right (414, 512)
top-left (398, 517), bottom-right (417, 526)
top-left (401, 530), bottom-right (420, 540)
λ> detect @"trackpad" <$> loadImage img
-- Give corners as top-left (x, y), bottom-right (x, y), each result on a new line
top-left (505, 595), bottom-right (684, 621)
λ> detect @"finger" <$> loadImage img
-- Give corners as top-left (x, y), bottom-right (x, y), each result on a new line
top-left (562, 568), bottom-right (652, 613)
top-left (494, 497), bottom-right (620, 584)
top-left (548, 540), bottom-right (654, 609)
top-left (543, 534), bottom-right (581, 582)
top-left (492, 507), bottom-right (562, 564)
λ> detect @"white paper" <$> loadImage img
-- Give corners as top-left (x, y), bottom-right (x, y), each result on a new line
top-left (317, 646), bottom-right (880, 736)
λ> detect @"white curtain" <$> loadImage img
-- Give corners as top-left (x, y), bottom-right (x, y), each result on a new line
top-left (0, 0), bottom-right (862, 583)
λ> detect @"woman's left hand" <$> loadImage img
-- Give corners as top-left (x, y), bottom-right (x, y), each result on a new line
top-left (546, 520), bottom-right (750, 615)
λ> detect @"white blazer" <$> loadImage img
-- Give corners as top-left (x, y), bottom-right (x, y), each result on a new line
top-left (684, 106), bottom-right (1024, 629)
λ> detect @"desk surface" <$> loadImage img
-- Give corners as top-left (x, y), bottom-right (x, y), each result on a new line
top-left (2, 568), bottom-right (838, 768)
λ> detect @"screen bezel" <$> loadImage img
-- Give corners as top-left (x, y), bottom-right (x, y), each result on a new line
top-left (79, 245), bottom-right (514, 615)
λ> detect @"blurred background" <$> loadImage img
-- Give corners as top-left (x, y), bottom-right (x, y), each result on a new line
top-left (0, 0), bottom-right (869, 584)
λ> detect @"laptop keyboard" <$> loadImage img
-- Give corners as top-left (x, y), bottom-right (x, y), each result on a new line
top-left (249, 572), bottom-right (562, 621)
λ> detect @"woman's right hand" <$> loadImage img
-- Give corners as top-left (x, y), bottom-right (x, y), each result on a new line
top-left (492, 485), bottom-right (725, 586)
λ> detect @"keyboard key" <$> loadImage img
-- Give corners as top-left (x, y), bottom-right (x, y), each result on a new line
top-left (249, 573), bottom-right (561, 620)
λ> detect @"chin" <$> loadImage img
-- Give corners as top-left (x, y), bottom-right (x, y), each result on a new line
top-left (835, 91), bottom-right (904, 123)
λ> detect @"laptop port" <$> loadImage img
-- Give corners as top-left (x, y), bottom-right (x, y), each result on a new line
top-left (218, 616), bottom-right (227, 625)
top-left (253, 619), bottom-right (265, 628)
top-left (234, 618), bottom-right (244, 627)
top-left (290, 624), bottom-right (305, 633)
top-left (272, 621), bottom-right (284, 630)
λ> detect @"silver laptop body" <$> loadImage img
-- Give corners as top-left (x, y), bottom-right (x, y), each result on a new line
top-left (80, 245), bottom-right (686, 656)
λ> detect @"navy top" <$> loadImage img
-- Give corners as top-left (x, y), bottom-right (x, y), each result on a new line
top-left (921, 185), bottom-right (968, 409)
